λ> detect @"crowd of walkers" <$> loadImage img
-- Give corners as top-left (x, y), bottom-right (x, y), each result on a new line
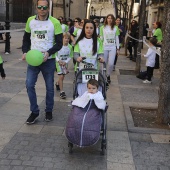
top-left (1, 0), bottom-right (163, 124)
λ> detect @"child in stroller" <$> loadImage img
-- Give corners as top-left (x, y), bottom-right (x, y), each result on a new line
top-left (65, 70), bottom-right (107, 154)
top-left (72, 79), bottom-right (106, 110)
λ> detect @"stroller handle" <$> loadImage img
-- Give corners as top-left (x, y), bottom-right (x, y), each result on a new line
top-left (76, 59), bottom-right (106, 71)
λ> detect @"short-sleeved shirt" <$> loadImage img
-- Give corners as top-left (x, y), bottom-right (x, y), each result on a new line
top-left (61, 24), bottom-right (69, 33)
top-left (25, 15), bottom-right (62, 58)
top-left (73, 28), bottom-right (82, 40)
top-left (100, 25), bottom-right (120, 50)
top-left (153, 28), bottom-right (163, 43)
top-left (74, 37), bottom-right (103, 69)
top-left (56, 44), bottom-right (73, 73)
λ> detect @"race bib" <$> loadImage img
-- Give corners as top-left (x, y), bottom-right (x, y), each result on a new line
top-left (59, 55), bottom-right (69, 61)
top-left (34, 30), bottom-right (48, 41)
top-left (106, 33), bottom-right (115, 44)
top-left (82, 71), bottom-right (98, 83)
top-left (79, 62), bottom-right (94, 70)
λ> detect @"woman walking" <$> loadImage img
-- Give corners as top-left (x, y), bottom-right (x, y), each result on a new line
top-left (100, 14), bottom-right (120, 83)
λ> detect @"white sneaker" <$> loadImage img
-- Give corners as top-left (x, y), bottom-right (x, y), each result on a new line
top-left (143, 80), bottom-right (152, 84)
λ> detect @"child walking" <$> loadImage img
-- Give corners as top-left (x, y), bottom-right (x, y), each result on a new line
top-left (143, 37), bottom-right (157, 84)
top-left (72, 79), bottom-right (106, 110)
top-left (0, 55), bottom-right (6, 79)
top-left (55, 32), bottom-right (73, 99)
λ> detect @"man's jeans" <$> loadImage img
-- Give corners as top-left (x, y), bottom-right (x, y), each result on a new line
top-left (26, 59), bottom-right (56, 114)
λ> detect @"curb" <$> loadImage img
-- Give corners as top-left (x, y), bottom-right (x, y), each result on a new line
top-left (123, 103), bottom-right (170, 135)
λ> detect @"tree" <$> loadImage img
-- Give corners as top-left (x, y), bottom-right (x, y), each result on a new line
top-left (135, 0), bottom-right (146, 74)
top-left (157, 0), bottom-right (170, 124)
top-left (125, 0), bottom-right (134, 56)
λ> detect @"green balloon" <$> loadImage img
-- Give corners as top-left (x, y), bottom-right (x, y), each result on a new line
top-left (26, 49), bottom-right (44, 66)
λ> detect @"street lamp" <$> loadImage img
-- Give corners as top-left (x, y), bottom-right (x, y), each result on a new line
top-left (66, 0), bottom-right (73, 18)
top-left (100, 6), bottom-right (104, 16)
top-left (5, 0), bottom-right (10, 54)
top-left (85, 0), bottom-right (89, 18)
top-left (91, 6), bottom-right (96, 16)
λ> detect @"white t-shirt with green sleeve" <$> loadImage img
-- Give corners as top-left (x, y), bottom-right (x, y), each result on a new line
top-left (61, 24), bottom-right (69, 33)
top-left (25, 15), bottom-right (62, 59)
top-left (100, 25), bottom-right (120, 50)
top-left (55, 44), bottom-right (73, 73)
top-left (73, 28), bottom-right (82, 40)
top-left (74, 37), bottom-right (103, 69)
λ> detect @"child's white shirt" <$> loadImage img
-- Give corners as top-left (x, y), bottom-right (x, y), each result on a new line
top-left (144, 47), bottom-right (156, 67)
top-left (72, 91), bottom-right (106, 110)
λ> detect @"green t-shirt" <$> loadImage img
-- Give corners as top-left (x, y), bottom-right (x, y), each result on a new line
top-left (153, 28), bottom-right (163, 42)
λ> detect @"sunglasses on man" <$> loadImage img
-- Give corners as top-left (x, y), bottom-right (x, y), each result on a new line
top-left (37, 6), bottom-right (48, 10)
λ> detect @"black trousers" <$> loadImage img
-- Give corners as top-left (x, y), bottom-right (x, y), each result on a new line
top-left (147, 66), bottom-right (154, 81)
top-left (154, 44), bottom-right (161, 69)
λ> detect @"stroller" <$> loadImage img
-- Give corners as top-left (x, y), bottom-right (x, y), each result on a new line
top-left (65, 60), bottom-right (108, 155)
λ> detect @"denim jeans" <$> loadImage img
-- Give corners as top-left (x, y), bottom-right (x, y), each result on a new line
top-left (26, 59), bottom-right (56, 114)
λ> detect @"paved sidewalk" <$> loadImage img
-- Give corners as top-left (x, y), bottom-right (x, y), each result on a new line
top-left (0, 31), bottom-right (169, 170)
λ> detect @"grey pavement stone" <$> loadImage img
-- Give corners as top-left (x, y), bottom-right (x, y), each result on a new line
top-left (10, 160), bottom-right (22, 165)
top-left (120, 86), bottom-right (158, 103)
top-left (0, 165), bottom-right (11, 170)
top-left (136, 165), bottom-right (170, 170)
top-left (0, 159), bottom-right (11, 165)
top-left (0, 79), bottom-right (25, 93)
top-left (131, 141), bottom-right (170, 168)
top-left (24, 167), bottom-right (36, 170)
top-left (11, 166), bottom-right (24, 170)
top-left (0, 97), bottom-right (11, 107)
top-left (129, 133), bottom-right (152, 142)
top-left (118, 75), bottom-right (160, 86)
top-left (7, 154), bottom-right (19, 159)
top-left (22, 160), bottom-right (33, 166)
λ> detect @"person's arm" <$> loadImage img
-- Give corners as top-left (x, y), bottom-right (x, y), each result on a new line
top-left (144, 48), bottom-right (152, 58)
top-left (65, 44), bottom-right (73, 63)
top-left (99, 26), bottom-right (104, 41)
top-left (47, 33), bottom-right (63, 56)
top-left (97, 38), bottom-right (104, 62)
top-left (115, 26), bottom-right (120, 50)
top-left (22, 32), bottom-right (31, 53)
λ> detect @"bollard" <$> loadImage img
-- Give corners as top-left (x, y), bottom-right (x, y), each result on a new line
top-left (5, 0), bottom-right (10, 54)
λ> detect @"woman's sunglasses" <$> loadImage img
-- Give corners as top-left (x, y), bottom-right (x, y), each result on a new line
top-left (74, 20), bottom-right (78, 22)
top-left (37, 6), bottom-right (48, 10)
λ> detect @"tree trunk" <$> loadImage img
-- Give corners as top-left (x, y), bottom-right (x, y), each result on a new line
top-left (135, 0), bottom-right (146, 74)
top-left (125, 0), bottom-right (134, 56)
top-left (157, 0), bottom-right (170, 124)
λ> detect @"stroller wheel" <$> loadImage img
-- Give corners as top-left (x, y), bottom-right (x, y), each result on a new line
top-left (100, 147), bottom-right (105, 155)
top-left (68, 142), bottom-right (73, 154)
top-left (100, 142), bottom-right (106, 155)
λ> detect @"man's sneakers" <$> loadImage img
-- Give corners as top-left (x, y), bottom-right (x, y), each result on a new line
top-left (60, 91), bottom-right (66, 99)
top-left (45, 112), bottom-right (53, 122)
top-left (143, 80), bottom-right (152, 84)
top-left (26, 112), bottom-right (39, 125)
top-left (26, 112), bottom-right (53, 124)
